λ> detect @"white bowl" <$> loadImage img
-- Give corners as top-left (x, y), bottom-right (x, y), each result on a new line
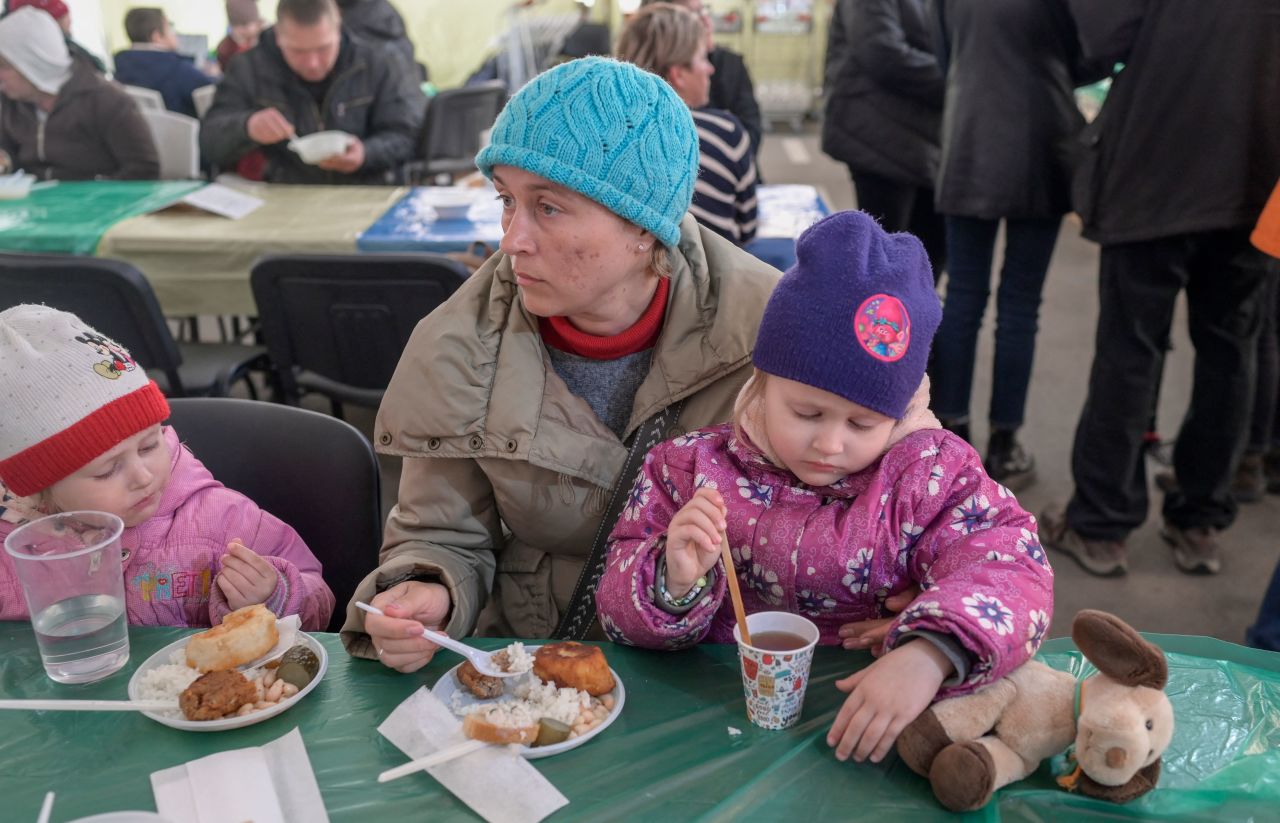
top-left (288, 131), bottom-right (353, 164)
top-left (0, 173), bottom-right (35, 200)
top-left (424, 190), bottom-right (478, 221)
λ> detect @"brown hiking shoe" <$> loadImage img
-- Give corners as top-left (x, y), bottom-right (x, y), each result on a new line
top-left (1040, 505), bottom-right (1128, 576)
top-left (1161, 524), bottom-right (1222, 574)
top-left (1232, 454), bottom-right (1266, 503)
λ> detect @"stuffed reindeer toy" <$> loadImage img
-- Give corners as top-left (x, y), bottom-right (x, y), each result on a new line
top-left (896, 610), bottom-right (1175, 812)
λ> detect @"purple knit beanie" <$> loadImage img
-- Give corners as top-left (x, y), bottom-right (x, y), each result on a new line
top-left (752, 210), bottom-right (941, 419)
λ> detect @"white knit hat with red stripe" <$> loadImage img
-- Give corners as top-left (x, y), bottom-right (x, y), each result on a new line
top-left (0, 305), bottom-right (170, 496)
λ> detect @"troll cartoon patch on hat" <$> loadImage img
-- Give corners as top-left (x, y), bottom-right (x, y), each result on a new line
top-left (854, 294), bottom-right (911, 363)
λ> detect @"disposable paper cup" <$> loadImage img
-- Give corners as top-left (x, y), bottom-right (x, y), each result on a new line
top-left (732, 611), bottom-right (820, 730)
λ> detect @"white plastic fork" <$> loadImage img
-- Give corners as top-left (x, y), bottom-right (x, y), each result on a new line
top-left (355, 601), bottom-right (518, 678)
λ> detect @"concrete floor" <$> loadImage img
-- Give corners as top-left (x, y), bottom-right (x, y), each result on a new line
top-left (327, 124), bottom-right (1278, 645)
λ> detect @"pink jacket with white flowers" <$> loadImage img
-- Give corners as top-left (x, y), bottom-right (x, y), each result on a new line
top-left (595, 424), bottom-right (1053, 696)
top-left (0, 426), bottom-right (334, 630)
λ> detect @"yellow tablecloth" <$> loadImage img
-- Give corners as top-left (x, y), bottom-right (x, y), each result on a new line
top-left (96, 184), bottom-right (408, 316)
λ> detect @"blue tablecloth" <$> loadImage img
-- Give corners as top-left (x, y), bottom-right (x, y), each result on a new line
top-left (357, 184), bottom-right (830, 272)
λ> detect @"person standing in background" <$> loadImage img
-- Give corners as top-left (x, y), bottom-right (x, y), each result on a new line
top-left (1042, 0), bottom-right (1280, 577)
top-left (336, 0), bottom-right (421, 80)
top-left (821, 0), bottom-right (946, 278)
top-left (927, 0), bottom-right (1106, 491)
top-left (217, 0), bottom-right (263, 71)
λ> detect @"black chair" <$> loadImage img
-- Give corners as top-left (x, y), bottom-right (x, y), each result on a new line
top-left (413, 80), bottom-right (507, 184)
top-left (0, 252), bottom-right (267, 397)
top-left (250, 253), bottom-right (469, 416)
top-left (165, 398), bottom-right (383, 633)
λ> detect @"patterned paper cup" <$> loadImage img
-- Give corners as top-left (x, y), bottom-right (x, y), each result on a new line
top-left (733, 611), bottom-right (820, 730)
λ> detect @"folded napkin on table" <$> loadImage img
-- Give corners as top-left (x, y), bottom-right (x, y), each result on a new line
top-left (379, 687), bottom-right (568, 823)
top-left (150, 727), bottom-right (328, 823)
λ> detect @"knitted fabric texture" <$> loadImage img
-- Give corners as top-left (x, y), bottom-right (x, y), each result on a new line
top-left (475, 56), bottom-right (698, 248)
top-left (0, 7), bottom-right (71, 95)
top-left (753, 210), bottom-right (942, 419)
top-left (0, 305), bottom-right (170, 496)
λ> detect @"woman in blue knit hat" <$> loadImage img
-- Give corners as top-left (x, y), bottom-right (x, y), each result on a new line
top-left (344, 56), bottom-right (781, 669)
top-left (597, 210), bottom-right (1052, 764)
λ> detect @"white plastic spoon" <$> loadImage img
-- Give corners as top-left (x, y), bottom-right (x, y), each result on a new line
top-left (355, 601), bottom-right (518, 678)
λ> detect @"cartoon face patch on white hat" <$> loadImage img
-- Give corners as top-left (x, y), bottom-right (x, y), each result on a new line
top-left (0, 305), bottom-right (169, 496)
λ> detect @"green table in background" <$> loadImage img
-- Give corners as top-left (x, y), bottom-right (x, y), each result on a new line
top-left (0, 181), bottom-right (203, 255)
top-left (0, 624), bottom-right (1276, 822)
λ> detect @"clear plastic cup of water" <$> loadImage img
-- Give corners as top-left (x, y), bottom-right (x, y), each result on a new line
top-left (4, 511), bottom-right (129, 684)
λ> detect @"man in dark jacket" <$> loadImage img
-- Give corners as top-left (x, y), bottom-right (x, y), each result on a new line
top-left (114, 8), bottom-right (217, 119)
top-left (0, 7), bottom-right (158, 180)
top-left (200, 0), bottom-right (424, 185)
top-left (820, 0), bottom-right (945, 275)
top-left (1042, 0), bottom-right (1280, 577)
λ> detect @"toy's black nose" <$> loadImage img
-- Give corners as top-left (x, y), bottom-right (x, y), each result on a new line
top-left (1105, 747), bottom-right (1127, 769)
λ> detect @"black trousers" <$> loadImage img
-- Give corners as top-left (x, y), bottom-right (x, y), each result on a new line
top-left (1248, 262), bottom-right (1280, 452)
top-left (1066, 229), bottom-right (1268, 540)
top-left (851, 170), bottom-right (947, 280)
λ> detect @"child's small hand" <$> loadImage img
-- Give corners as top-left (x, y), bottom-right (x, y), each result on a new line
top-left (216, 539), bottom-right (279, 610)
top-left (827, 640), bottom-right (954, 763)
top-left (665, 487), bottom-right (727, 597)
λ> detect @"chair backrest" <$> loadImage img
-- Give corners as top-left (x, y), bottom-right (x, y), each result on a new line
top-left (420, 81), bottom-right (507, 178)
top-left (164, 398), bottom-right (383, 633)
top-left (140, 109), bottom-right (200, 180)
top-left (192, 84), bottom-right (217, 119)
top-left (250, 253), bottom-right (470, 405)
top-left (122, 84), bottom-right (164, 112)
top-left (0, 252), bottom-right (186, 393)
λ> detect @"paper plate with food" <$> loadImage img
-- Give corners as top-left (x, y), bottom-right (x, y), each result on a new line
top-left (431, 641), bottom-right (625, 759)
top-left (127, 604), bottom-right (327, 732)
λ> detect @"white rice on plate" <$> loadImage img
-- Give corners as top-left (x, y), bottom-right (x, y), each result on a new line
top-left (450, 642), bottom-right (599, 729)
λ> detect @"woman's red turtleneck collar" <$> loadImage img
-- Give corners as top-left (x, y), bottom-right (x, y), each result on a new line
top-left (539, 277), bottom-right (670, 359)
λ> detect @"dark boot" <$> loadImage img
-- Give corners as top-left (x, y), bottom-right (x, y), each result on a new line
top-left (985, 428), bottom-right (1036, 492)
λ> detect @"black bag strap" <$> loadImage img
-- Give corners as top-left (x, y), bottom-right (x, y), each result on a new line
top-left (554, 399), bottom-right (686, 640)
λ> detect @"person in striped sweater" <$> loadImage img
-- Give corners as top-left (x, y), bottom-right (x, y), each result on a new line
top-left (617, 3), bottom-right (758, 246)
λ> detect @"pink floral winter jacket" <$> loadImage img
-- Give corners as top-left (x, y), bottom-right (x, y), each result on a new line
top-left (595, 424), bottom-right (1053, 696)
top-left (0, 426), bottom-right (334, 630)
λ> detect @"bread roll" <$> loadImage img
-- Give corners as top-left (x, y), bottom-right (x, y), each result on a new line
top-left (533, 641), bottom-right (615, 696)
top-left (186, 604), bottom-right (279, 672)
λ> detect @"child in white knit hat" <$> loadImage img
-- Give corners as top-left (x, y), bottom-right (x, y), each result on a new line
top-left (0, 305), bottom-right (335, 629)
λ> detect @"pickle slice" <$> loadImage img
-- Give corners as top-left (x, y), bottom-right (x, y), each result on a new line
top-left (275, 645), bottom-right (320, 689)
top-left (534, 718), bottom-right (572, 747)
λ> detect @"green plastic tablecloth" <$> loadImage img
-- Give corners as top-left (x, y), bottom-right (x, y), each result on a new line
top-left (0, 181), bottom-right (204, 255)
top-left (0, 625), bottom-right (1276, 822)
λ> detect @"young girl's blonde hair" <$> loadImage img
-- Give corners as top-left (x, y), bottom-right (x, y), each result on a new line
top-left (615, 3), bottom-right (704, 84)
top-left (731, 369), bottom-right (768, 442)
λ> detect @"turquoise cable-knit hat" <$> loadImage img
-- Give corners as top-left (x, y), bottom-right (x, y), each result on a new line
top-left (475, 56), bottom-right (698, 248)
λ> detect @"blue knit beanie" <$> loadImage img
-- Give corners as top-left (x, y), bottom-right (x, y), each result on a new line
top-left (753, 211), bottom-right (942, 419)
top-left (475, 56), bottom-right (698, 249)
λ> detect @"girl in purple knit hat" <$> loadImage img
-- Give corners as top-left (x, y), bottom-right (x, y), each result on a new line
top-left (595, 210), bottom-right (1052, 764)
